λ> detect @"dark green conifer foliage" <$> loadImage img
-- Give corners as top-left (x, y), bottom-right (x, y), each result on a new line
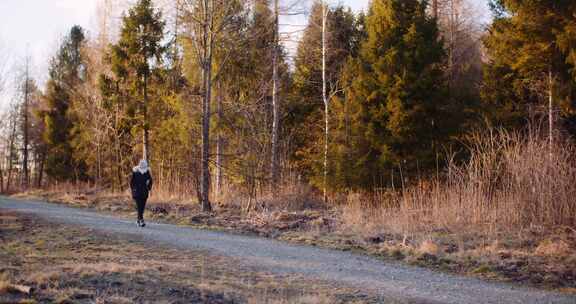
top-left (42, 25), bottom-right (86, 181)
top-left (214, 0), bottom-right (290, 193)
top-left (482, 1), bottom-right (576, 131)
top-left (334, 0), bottom-right (448, 189)
top-left (102, 0), bottom-right (166, 162)
top-left (289, 1), bottom-right (362, 187)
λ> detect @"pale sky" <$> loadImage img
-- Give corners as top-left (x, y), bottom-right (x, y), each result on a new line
top-left (0, 0), bottom-right (99, 84)
top-left (0, 0), bottom-right (489, 96)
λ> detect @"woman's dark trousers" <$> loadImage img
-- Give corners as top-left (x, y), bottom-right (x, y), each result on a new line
top-left (135, 196), bottom-right (148, 220)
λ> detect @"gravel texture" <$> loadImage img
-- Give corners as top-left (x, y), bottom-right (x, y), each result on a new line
top-left (1, 197), bottom-right (574, 304)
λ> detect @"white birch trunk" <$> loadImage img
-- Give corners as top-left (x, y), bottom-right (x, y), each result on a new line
top-left (215, 82), bottom-right (223, 198)
top-left (271, 0), bottom-right (280, 186)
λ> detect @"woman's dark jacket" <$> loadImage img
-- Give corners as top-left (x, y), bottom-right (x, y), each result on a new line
top-left (130, 169), bottom-right (153, 199)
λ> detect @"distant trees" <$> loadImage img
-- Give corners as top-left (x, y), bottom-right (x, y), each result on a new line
top-left (17, 57), bottom-right (44, 190)
top-left (435, 0), bottom-right (483, 90)
top-left (435, 0), bottom-right (484, 128)
top-left (0, 56), bottom-right (43, 192)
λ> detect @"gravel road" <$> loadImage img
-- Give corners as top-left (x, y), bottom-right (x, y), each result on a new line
top-left (0, 197), bottom-right (574, 304)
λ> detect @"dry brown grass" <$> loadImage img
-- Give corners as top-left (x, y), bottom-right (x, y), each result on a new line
top-left (343, 128), bottom-right (576, 236)
top-left (535, 239), bottom-right (572, 257)
top-left (333, 129), bottom-right (576, 289)
top-left (64, 262), bottom-right (150, 275)
top-left (418, 239), bottom-right (441, 256)
top-left (27, 271), bottom-right (61, 286)
top-left (218, 181), bottom-right (323, 214)
top-left (0, 274), bottom-right (11, 295)
top-left (97, 295), bottom-right (133, 304)
top-left (256, 294), bottom-right (335, 304)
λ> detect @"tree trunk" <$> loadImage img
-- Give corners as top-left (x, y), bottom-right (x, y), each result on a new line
top-left (344, 90), bottom-right (351, 189)
top-left (192, 147), bottom-right (203, 205)
top-left (143, 72), bottom-right (150, 162)
top-left (22, 59), bottom-right (30, 189)
top-left (432, 0), bottom-right (438, 19)
top-left (200, 0), bottom-right (213, 212)
top-left (6, 113), bottom-right (17, 193)
top-left (97, 139), bottom-right (102, 186)
top-left (549, 68), bottom-right (553, 159)
top-left (322, 1), bottom-right (329, 203)
top-left (6, 164), bottom-right (12, 193)
top-left (215, 81), bottom-right (223, 199)
top-left (448, 0), bottom-right (455, 91)
top-left (0, 155), bottom-right (4, 193)
top-left (116, 142), bottom-right (122, 191)
top-left (115, 103), bottom-right (122, 192)
top-left (270, 0), bottom-right (280, 187)
top-left (36, 150), bottom-right (46, 188)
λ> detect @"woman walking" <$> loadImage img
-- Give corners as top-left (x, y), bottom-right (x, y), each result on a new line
top-left (130, 159), bottom-right (153, 227)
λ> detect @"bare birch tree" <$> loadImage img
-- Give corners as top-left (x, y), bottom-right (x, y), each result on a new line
top-left (215, 81), bottom-right (223, 198)
top-left (270, 0), bottom-right (281, 187)
top-left (321, 0), bottom-right (328, 203)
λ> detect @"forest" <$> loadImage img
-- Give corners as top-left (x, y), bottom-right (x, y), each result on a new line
top-left (0, 0), bottom-right (575, 232)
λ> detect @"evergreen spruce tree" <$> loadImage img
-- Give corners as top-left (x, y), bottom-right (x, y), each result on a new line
top-left (42, 25), bottom-right (86, 181)
top-left (104, 0), bottom-right (166, 162)
top-left (335, 0), bottom-right (448, 189)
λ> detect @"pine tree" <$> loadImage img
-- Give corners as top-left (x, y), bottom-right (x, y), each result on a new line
top-left (335, 0), bottom-right (448, 189)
